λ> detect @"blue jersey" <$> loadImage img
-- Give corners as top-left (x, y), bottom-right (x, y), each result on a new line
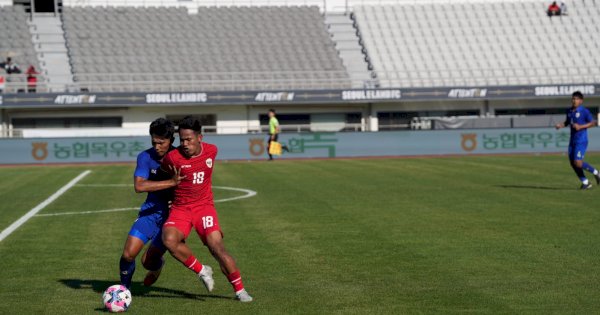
top-left (134, 148), bottom-right (173, 215)
top-left (566, 105), bottom-right (594, 144)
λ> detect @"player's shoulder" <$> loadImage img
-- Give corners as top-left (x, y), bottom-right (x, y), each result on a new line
top-left (137, 148), bottom-right (154, 160)
top-left (165, 147), bottom-right (183, 161)
top-left (203, 142), bottom-right (218, 153)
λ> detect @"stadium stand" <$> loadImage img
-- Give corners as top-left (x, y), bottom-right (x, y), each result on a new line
top-left (62, 6), bottom-right (351, 92)
top-left (0, 6), bottom-right (42, 90)
top-left (326, 12), bottom-right (376, 88)
top-left (353, 0), bottom-right (600, 88)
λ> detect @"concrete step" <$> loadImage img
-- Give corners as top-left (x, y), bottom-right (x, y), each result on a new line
top-left (326, 13), bottom-right (373, 90)
top-left (343, 58), bottom-right (370, 66)
top-left (34, 43), bottom-right (68, 52)
top-left (335, 41), bottom-right (362, 50)
top-left (29, 15), bottom-right (74, 86)
top-left (32, 34), bottom-right (65, 43)
top-left (328, 24), bottom-right (353, 33)
top-left (331, 33), bottom-right (358, 41)
top-left (37, 50), bottom-right (69, 57)
top-left (30, 17), bottom-right (63, 27)
top-left (325, 14), bottom-right (353, 25)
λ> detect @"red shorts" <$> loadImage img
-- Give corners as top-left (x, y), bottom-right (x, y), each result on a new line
top-left (163, 204), bottom-right (222, 245)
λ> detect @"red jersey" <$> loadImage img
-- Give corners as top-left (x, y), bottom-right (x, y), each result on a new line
top-left (161, 142), bottom-right (218, 207)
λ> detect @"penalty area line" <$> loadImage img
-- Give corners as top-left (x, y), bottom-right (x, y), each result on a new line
top-left (0, 170), bottom-right (92, 242)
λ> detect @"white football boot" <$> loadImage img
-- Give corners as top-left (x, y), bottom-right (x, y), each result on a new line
top-left (198, 265), bottom-right (215, 292)
top-left (235, 289), bottom-right (253, 302)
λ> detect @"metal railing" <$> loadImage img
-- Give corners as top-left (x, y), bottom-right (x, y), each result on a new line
top-left (60, 0), bottom-right (550, 14)
top-left (202, 123), bottom-right (365, 134)
top-left (1, 66), bottom-right (598, 94)
top-left (373, 66), bottom-right (600, 88)
top-left (0, 129), bottom-right (23, 138)
top-left (0, 73), bottom-right (51, 94)
top-left (71, 70), bottom-right (355, 92)
top-left (62, 0), bottom-right (329, 11)
top-left (0, 123), bottom-right (367, 138)
top-left (347, 0), bottom-right (543, 6)
top-left (0, 70), bottom-right (359, 93)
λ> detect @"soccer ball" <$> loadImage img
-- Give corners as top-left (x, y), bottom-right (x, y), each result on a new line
top-left (102, 284), bottom-right (132, 313)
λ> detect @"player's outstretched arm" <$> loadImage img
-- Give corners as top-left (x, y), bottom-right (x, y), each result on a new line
top-left (555, 122), bottom-right (566, 130)
top-left (134, 168), bottom-right (185, 193)
top-left (573, 121), bottom-right (597, 131)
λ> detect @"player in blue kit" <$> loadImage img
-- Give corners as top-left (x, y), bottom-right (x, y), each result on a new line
top-left (119, 118), bottom-right (184, 288)
top-left (555, 91), bottom-right (600, 189)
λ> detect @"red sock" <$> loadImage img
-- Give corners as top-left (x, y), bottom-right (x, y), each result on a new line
top-left (183, 256), bottom-right (203, 274)
top-left (227, 270), bottom-right (244, 292)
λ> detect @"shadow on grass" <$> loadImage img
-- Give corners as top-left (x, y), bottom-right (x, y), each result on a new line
top-left (59, 279), bottom-right (232, 301)
top-left (496, 184), bottom-right (573, 191)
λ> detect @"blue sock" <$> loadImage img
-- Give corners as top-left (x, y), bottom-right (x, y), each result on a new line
top-left (582, 162), bottom-right (598, 174)
top-left (119, 257), bottom-right (135, 288)
top-left (572, 166), bottom-right (588, 183)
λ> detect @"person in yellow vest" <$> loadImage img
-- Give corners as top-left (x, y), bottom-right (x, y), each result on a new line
top-left (267, 109), bottom-right (288, 160)
top-left (267, 109), bottom-right (280, 160)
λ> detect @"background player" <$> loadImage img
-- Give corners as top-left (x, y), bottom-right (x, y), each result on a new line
top-left (555, 91), bottom-right (600, 189)
top-left (161, 116), bottom-right (253, 302)
top-left (120, 118), bottom-right (184, 288)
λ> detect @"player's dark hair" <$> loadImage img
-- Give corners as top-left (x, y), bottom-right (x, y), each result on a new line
top-left (149, 118), bottom-right (175, 142)
top-left (178, 116), bottom-right (202, 134)
top-left (572, 91), bottom-right (584, 99)
top-left (269, 109), bottom-right (276, 114)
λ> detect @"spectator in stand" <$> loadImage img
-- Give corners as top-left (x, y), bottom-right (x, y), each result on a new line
top-left (26, 65), bottom-right (39, 93)
top-left (547, 1), bottom-right (562, 17)
top-left (0, 57), bottom-right (21, 74)
top-left (560, 2), bottom-right (568, 15)
top-left (0, 70), bottom-right (5, 94)
top-left (0, 57), bottom-right (22, 93)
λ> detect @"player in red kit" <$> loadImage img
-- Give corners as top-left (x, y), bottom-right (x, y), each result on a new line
top-left (161, 116), bottom-right (253, 302)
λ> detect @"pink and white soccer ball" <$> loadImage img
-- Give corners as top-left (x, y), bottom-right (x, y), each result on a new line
top-left (102, 284), bottom-right (132, 313)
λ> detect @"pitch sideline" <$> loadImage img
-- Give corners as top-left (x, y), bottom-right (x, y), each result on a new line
top-left (0, 170), bottom-right (92, 242)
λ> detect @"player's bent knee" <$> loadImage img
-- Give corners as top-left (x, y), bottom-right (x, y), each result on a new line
top-left (162, 228), bottom-right (183, 250)
top-left (121, 250), bottom-right (136, 262)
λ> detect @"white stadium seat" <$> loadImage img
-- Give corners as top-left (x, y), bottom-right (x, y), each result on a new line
top-left (354, 0), bottom-right (599, 88)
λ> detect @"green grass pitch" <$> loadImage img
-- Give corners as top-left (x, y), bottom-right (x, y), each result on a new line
top-left (1, 155), bottom-right (600, 314)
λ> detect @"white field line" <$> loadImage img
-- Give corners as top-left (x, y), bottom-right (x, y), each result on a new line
top-left (0, 170), bottom-right (92, 242)
top-left (213, 186), bottom-right (258, 203)
top-left (76, 184), bottom-right (131, 187)
top-left (33, 185), bottom-right (257, 217)
top-left (35, 207), bottom-right (139, 217)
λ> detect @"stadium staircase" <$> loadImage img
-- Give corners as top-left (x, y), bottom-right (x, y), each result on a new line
top-left (29, 13), bottom-right (73, 92)
top-left (325, 12), bottom-right (376, 88)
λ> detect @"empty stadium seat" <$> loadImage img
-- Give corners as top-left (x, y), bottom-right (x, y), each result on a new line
top-left (62, 6), bottom-right (351, 92)
top-left (353, 0), bottom-right (600, 88)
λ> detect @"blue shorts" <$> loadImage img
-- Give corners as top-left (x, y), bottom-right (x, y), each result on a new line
top-left (128, 210), bottom-right (167, 250)
top-left (568, 142), bottom-right (588, 161)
